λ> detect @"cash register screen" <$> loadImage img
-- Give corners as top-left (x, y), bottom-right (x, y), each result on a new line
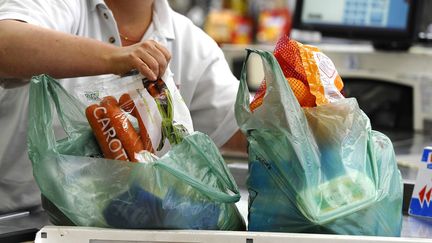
top-left (293, 0), bottom-right (418, 43)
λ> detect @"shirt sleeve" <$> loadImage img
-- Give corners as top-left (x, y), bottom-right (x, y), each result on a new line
top-left (171, 15), bottom-right (240, 147)
top-left (191, 46), bottom-right (240, 147)
top-left (0, 0), bottom-right (80, 33)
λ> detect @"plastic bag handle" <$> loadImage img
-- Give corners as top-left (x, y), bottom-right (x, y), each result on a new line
top-left (235, 49), bottom-right (260, 127)
top-left (28, 75), bottom-right (85, 157)
top-left (155, 132), bottom-right (241, 204)
top-left (186, 134), bottom-right (240, 195)
top-left (235, 49), bottom-right (303, 129)
top-left (29, 75), bottom-right (88, 153)
top-left (235, 49), bottom-right (253, 115)
top-left (155, 161), bottom-right (240, 204)
top-left (28, 75), bottom-right (57, 159)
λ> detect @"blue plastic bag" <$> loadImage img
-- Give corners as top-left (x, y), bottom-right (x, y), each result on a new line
top-left (235, 49), bottom-right (403, 236)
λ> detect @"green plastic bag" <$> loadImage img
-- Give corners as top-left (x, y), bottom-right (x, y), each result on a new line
top-left (27, 75), bottom-right (245, 230)
top-left (235, 49), bottom-right (402, 236)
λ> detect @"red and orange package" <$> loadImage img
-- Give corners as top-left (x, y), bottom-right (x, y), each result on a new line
top-left (250, 36), bottom-right (344, 111)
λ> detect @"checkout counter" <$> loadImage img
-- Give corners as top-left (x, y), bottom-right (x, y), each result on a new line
top-left (2, 42), bottom-right (432, 242)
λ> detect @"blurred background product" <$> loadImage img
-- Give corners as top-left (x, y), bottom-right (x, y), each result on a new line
top-left (203, 0), bottom-right (253, 45)
top-left (169, 0), bottom-right (295, 45)
top-left (255, 0), bottom-right (293, 44)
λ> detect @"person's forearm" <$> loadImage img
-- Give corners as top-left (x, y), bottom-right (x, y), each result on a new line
top-left (0, 20), bottom-right (118, 79)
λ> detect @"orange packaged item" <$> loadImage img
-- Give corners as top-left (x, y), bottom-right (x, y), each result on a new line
top-left (250, 36), bottom-right (344, 111)
top-left (85, 104), bottom-right (129, 161)
top-left (100, 96), bottom-right (145, 162)
top-left (76, 71), bottom-right (194, 159)
top-left (119, 93), bottom-right (154, 154)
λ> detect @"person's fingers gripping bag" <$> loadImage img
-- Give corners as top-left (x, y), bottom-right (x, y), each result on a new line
top-left (235, 46), bottom-right (403, 235)
top-left (27, 73), bottom-right (245, 230)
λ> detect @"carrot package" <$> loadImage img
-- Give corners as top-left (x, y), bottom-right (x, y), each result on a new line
top-left (250, 36), bottom-right (344, 110)
top-left (27, 73), bottom-right (245, 230)
top-left (75, 69), bottom-right (193, 160)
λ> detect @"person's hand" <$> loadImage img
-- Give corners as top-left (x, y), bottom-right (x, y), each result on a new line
top-left (109, 40), bottom-right (171, 80)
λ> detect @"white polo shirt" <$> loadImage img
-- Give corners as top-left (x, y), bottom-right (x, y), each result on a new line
top-left (0, 0), bottom-right (239, 213)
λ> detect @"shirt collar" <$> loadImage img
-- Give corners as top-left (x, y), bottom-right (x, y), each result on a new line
top-left (152, 0), bottom-right (175, 40)
top-left (91, 0), bottom-right (175, 41)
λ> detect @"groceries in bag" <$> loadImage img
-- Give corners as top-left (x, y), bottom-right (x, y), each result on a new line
top-left (28, 73), bottom-right (245, 230)
top-left (250, 36), bottom-right (344, 110)
top-left (235, 42), bottom-right (403, 236)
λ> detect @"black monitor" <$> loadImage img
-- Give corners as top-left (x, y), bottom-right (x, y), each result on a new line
top-left (293, 0), bottom-right (421, 50)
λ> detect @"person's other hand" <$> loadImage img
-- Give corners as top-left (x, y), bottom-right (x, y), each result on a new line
top-left (110, 40), bottom-right (171, 80)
